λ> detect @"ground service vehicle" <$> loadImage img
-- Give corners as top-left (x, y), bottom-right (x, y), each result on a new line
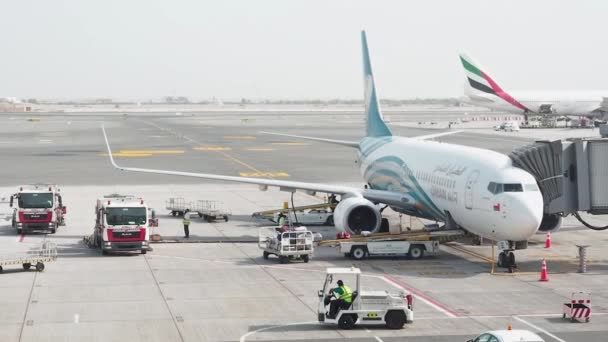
top-left (0, 241), bottom-right (57, 273)
top-left (258, 226), bottom-right (314, 263)
top-left (318, 267), bottom-right (414, 330)
top-left (286, 208), bottom-right (333, 225)
top-left (320, 229), bottom-right (463, 260)
top-left (10, 184), bottom-right (66, 234)
top-left (468, 329), bottom-right (544, 342)
top-left (93, 194), bottom-right (151, 255)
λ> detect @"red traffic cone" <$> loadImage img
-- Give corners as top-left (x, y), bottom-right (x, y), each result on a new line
top-left (545, 232), bottom-right (552, 249)
top-left (539, 259), bottom-right (549, 282)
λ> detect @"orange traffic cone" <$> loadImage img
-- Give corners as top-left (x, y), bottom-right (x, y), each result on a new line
top-left (545, 232), bottom-right (552, 249)
top-left (539, 259), bottom-right (549, 282)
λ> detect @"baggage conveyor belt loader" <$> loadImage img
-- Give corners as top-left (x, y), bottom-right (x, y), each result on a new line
top-left (319, 229), bottom-right (466, 260)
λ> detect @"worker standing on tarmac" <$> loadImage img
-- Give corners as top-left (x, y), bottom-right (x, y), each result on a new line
top-left (329, 280), bottom-right (353, 318)
top-left (277, 213), bottom-right (287, 227)
top-left (183, 209), bottom-right (191, 238)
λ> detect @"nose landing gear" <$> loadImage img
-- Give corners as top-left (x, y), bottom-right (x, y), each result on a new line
top-left (497, 241), bottom-right (517, 273)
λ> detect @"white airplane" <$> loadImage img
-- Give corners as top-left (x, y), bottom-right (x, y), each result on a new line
top-left (459, 53), bottom-right (608, 119)
top-left (103, 32), bottom-right (549, 267)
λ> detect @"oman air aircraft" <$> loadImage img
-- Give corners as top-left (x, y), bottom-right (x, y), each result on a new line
top-left (103, 32), bottom-right (549, 266)
top-left (459, 53), bottom-right (608, 118)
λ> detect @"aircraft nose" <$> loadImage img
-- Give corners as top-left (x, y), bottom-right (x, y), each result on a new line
top-left (509, 196), bottom-right (543, 240)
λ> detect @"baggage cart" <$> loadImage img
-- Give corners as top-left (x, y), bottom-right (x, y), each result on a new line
top-left (258, 226), bottom-right (314, 263)
top-left (195, 200), bottom-right (231, 222)
top-left (0, 241), bottom-right (57, 272)
top-left (165, 197), bottom-right (193, 217)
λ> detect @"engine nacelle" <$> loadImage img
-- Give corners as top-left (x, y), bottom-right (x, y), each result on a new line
top-left (333, 197), bottom-right (381, 235)
top-left (538, 213), bottom-right (562, 233)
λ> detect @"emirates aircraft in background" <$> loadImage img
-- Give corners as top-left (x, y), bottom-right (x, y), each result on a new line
top-left (459, 53), bottom-right (608, 120)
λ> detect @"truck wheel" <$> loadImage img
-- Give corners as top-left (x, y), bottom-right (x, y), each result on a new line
top-left (408, 245), bottom-right (424, 260)
top-left (16, 228), bottom-right (22, 235)
top-left (198, 212), bottom-right (203, 218)
top-left (35, 262), bottom-right (45, 272)
top-left (0, 266), bottom-right (3, 273)
top-left (279, 256), bottom-right (288, 264)
top-left (23, 263), bottom-right (31, 270)
top-left (102, 250), bottom-right (109, 255)
top-left (338, 314), bottom-right (356, 329)
top-left (263, 251), bottom-right (269, 260)
top-left (49, 226), bottom-right (56, 234)
top-left (302, 255), bottom-right (310, 263)
top-left (325, 215), bottom-right (334, 226)
top-left (224, 215), bottom-right (229, 222)
top-left (141, 249), bottom-right (147, 255)
top-left (385, 310), bottom-right (406, 329)
top-left (171, 211), bottom-right (176, 217)
top-left (351, 246), bottom-right (367, 260)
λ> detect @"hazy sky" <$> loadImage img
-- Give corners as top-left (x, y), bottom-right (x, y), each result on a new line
top-left (1, 0), bottom-right (607, 100)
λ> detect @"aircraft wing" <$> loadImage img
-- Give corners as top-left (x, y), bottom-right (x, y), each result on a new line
top-left (259, 131), bottom-right (359, 147)
top-left (413, 130), bottom-right (463, 140)
top-left (102, 127), bottom-right (414, 208)
top-left (102, 126), bottom-right (357, 196)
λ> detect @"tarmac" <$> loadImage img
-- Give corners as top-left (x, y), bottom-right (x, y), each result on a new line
top-left (0, 109), bottom-right (607, 342)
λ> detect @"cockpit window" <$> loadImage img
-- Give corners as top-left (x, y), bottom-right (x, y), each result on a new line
top-left (488, 182), bottom-right (525, 194)
top-left (525, 183), bottom-right (539, 191)
top-left (487, 182), bottom-right (503, 194)
top-left (503, 184), bottom-right (523, 192)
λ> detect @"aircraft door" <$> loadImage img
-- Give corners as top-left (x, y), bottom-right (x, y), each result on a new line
top-left (465, 170), bottom-right (480, 210)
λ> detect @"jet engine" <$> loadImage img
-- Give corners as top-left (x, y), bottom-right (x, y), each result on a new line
top-left (332, 197), bottom-right (382, 235)
top-left (538, 213), bottom-right (562, 233)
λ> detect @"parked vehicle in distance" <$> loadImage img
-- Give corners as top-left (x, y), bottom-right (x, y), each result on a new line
top-left (494, 121), bottom-right (520, 132)
top-left (280, 208), bottom-right (334, 225)
top-left (467, 329), bottom-right (544, 342)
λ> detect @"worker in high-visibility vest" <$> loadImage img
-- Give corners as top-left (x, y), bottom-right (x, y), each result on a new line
top-left (183, 209), bottom-right (191, 238)
top-left (328, 280), bottom-right (353, 318)
top-left (277, 213), bottom-right (287, 227)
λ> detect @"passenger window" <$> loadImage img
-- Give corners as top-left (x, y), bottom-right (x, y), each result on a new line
top-left (504, 183), bottom-right (523, 192)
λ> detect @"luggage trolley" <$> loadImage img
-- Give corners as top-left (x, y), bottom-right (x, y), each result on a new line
top-left (563, 292), bottom-right (591, 323)
top-left (258, 226), bottom-right (314, 263)
top-left (0, 241), bottom-right (58, 272)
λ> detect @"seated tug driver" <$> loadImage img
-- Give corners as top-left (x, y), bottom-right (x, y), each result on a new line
top-left (328, 280), bottom-right (353, 318)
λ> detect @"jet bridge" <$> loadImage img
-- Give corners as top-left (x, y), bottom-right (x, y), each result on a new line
top-left (509, 137), bottom-right (608, 230)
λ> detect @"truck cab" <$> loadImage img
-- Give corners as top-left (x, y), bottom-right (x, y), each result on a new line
top-left (94, 194), bottom-right (150, 255)
top-left (10, 184), bottom-right (66, 234)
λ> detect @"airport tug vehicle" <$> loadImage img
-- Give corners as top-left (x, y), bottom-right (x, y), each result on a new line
top-left (258, 226), bottom-right (314, 263)
top-left (10, 184), bottom-right (66, 234)
top-left (92, 194), bottom-right (151, 255)
top-left (318, 267), bottom-right (414, 330)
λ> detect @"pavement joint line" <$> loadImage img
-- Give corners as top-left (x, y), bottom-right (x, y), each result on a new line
top-left (444, 243), bottom-right (493, 263)
top-left (383, 275), bottom-right (459, 318)
top-left (143, 255), bottom-right (185, 342)
top-left (239, 321), bottom-right (320, 342)
top-left (513, 316), bottom-right (567, 342)
top-left (18, 269), bottom-right (38, 341)
top-left (374, 336), bottom-right (384, 342)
